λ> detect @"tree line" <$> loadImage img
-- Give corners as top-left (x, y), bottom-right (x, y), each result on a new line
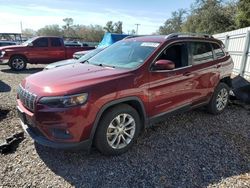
top-left (22, 19), bottom-right (125, 42)
top-left (158, 0), bottom-right (250, 35)
top-left (22, 0), bottom-right (250, 41)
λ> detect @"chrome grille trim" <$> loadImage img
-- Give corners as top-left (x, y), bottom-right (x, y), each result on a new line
top-left (17, 85), bottom-right (37, 111)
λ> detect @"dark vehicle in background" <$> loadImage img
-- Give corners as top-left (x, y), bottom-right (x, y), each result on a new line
top-left (0, 36), bottom-right (95, 71)
top-left (64, 41), bottom-right (95, 48)
top-left (44, 48), bottom-right (104, 70)
top-left (17, 33), bottom-right (233, 155)
top-left (0, 41), bottom-right (16, 47)
top-left (73, 33), bottom-right (129, 59)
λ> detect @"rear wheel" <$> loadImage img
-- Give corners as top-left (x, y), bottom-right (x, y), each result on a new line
top-left (94, 104), bottom-right (141, 155)
top-left (207, 83), bottom-right (230, 114)
top-left (9, 56), bottom-right (27, 71)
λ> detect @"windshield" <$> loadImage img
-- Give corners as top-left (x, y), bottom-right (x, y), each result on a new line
top-left (22, 38), bottom-right (35, 46)
top-left (78, 48), bottom-right (104, 63)
top-left (88, 41), bottom-right (159, 69)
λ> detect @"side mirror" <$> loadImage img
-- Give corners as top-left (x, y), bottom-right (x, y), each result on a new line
top-left (28, 43), bottom-right (33, 47)
top-left (154, 60), bottom-right (175, 70)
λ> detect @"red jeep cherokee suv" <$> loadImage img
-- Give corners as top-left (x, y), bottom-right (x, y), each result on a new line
top-left (17, 33), bottom-right (233, 155)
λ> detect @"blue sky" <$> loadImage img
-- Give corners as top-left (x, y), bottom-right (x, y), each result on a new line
top-left (0, 0), bottom-right (195, 34)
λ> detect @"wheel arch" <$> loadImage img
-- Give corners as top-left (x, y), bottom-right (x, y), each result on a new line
top-left (8, 54), bottom-right (29, 65)
top-left (220, 76), bottom-right (232, 88)
top-left (9, 54), bottom-right (28, 63)
top-left (89, 97), bottom-right (148, 142)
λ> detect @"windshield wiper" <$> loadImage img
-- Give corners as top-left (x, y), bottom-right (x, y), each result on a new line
top-left (81, 60), bottom-right (89, 64)
top-left (98, 63), bottom-right (115, 68)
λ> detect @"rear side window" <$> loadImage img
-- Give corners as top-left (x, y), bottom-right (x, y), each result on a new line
top-left (51, 38), bottom-right (62, 47)
top-left (212, 43), bottom-right (225, 59)
top-left (33, 38), bottom-right (48, 47)
top-left (190, 42), bottom-right (213, 65)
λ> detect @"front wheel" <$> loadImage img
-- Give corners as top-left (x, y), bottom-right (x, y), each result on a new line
top-left (207, 83), bottom-right (230, 114)
top-left (9, 56), bottom-right (27, 71)
top-left (94, 104), bottom-right (141, 155)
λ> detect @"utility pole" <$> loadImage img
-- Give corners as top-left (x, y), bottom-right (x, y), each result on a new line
top-left (135, 24), bottom-right (140, 35)
top-left (20, 21), bottom-right (23, 33)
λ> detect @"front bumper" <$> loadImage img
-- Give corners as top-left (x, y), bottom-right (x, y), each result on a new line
top-left (0, 58), bottom-right (9, 64)
top-left (17, 98), bottom-right (96, 150)
top-left (20, 119), bottom-right (91, 150)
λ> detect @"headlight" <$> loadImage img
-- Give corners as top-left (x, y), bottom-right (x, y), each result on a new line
top-left (39, 93), bottom-right (88, 108)
top-left (0, 51), bottom-right (6, 57)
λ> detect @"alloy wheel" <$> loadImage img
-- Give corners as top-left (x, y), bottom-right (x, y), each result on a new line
top-left (106, 113), bottom-right (136, 149)
top-left (216, 88), bottom-right (228, 111)
top-left (12, 58), bottom-right (25, 70)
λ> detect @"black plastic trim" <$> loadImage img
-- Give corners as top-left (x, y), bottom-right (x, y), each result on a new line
top-left (149, 104), bottom-right (191, 125)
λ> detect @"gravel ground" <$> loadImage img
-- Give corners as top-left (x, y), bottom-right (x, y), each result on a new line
top-left (0, 64), bottom-right (249, 188)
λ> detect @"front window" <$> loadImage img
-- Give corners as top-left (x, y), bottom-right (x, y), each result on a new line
top-left (88, 41), bottom-right (159, 69)
top-left (33, 38), bottom-right (49, 47)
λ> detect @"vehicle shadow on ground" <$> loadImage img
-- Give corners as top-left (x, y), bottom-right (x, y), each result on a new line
top-left (1, 68), bottom-right (43, 74)
top-left (36, 106), bottom-right (250, 187)
top-left (0, 80), bottom-right (11, 92)
top-left (0, 109), bottom-right (10, 121)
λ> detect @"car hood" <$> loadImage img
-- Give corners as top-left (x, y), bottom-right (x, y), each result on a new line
top-left (74, 49), bottom-right (93, 55)
top-left (44, 59), bottom-right (78, 70)
top-left (22, 63), bottom-right (131, 96)
top-left (0, 45), bottom-right (25, 51)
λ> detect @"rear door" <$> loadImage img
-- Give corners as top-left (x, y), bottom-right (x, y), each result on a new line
top-left (148, 42), bottom-right (195, 117)
top-left (187, 41), bottom-right (219, 105)
top-left (27, 37), bottom-right (50, 64)
top-left (48, 38), bottom-right (66, 62)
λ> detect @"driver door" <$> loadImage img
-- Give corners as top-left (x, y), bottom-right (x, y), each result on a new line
top-left (148, 42), bottom-right (195, 117)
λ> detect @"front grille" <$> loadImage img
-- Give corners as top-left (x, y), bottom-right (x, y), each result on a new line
top-left (17, 85), bottom-right (37, 111)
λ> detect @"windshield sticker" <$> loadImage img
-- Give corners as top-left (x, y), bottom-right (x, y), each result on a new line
top-left (141, 42), bottom-right (159, 48)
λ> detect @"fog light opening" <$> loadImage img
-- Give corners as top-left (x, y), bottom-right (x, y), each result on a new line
top-left (52, 128), bottom-right (72, 139)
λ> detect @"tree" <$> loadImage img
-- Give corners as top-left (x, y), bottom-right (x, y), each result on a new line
top-left (103, 21), bottom-right (123, 33)
top-left (74, 24), bottom-right (105, 42)
top-left (182, 0), bottom-right (237, 34)
top-left (62, 18), bottom-right (75, 37)
top-left (103, 21), bottom-right (114, 33)
top-left (158, 9), bottom-right (187, 34)
top-left (22, 28), bottom-right (36, 38)
top-left (37, 25), bottom-right (62, 36)
top-left (236, 0), bottom-right (250, 28)
top-left (62, 18), bottom-right (74, 30)
top-left (128, 29), bottom-right (136, 35)
top-left (114, 21), bottom-right (123, 34)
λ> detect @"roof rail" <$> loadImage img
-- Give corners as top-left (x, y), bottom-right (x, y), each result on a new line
top-left (165, 32), bottom-right (213, 39)
top-left (123, 35), bottom-right (147, 40)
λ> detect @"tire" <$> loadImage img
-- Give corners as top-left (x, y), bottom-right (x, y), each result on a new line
top-left (9, 55), bottom-right (27, 71)
top-left (94, 104), bottom-right (141, 155)
top-left (207, 82), bottom-right (230, 114)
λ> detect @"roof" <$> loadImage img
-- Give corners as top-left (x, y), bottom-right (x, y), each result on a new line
top-left (125, 35), bottom-right (167, 43)
top-left (125, 33), bottom-right (222, 43)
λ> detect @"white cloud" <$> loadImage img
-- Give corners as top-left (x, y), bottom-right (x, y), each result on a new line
top-left (0, 4), bottom-right (163, 34)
